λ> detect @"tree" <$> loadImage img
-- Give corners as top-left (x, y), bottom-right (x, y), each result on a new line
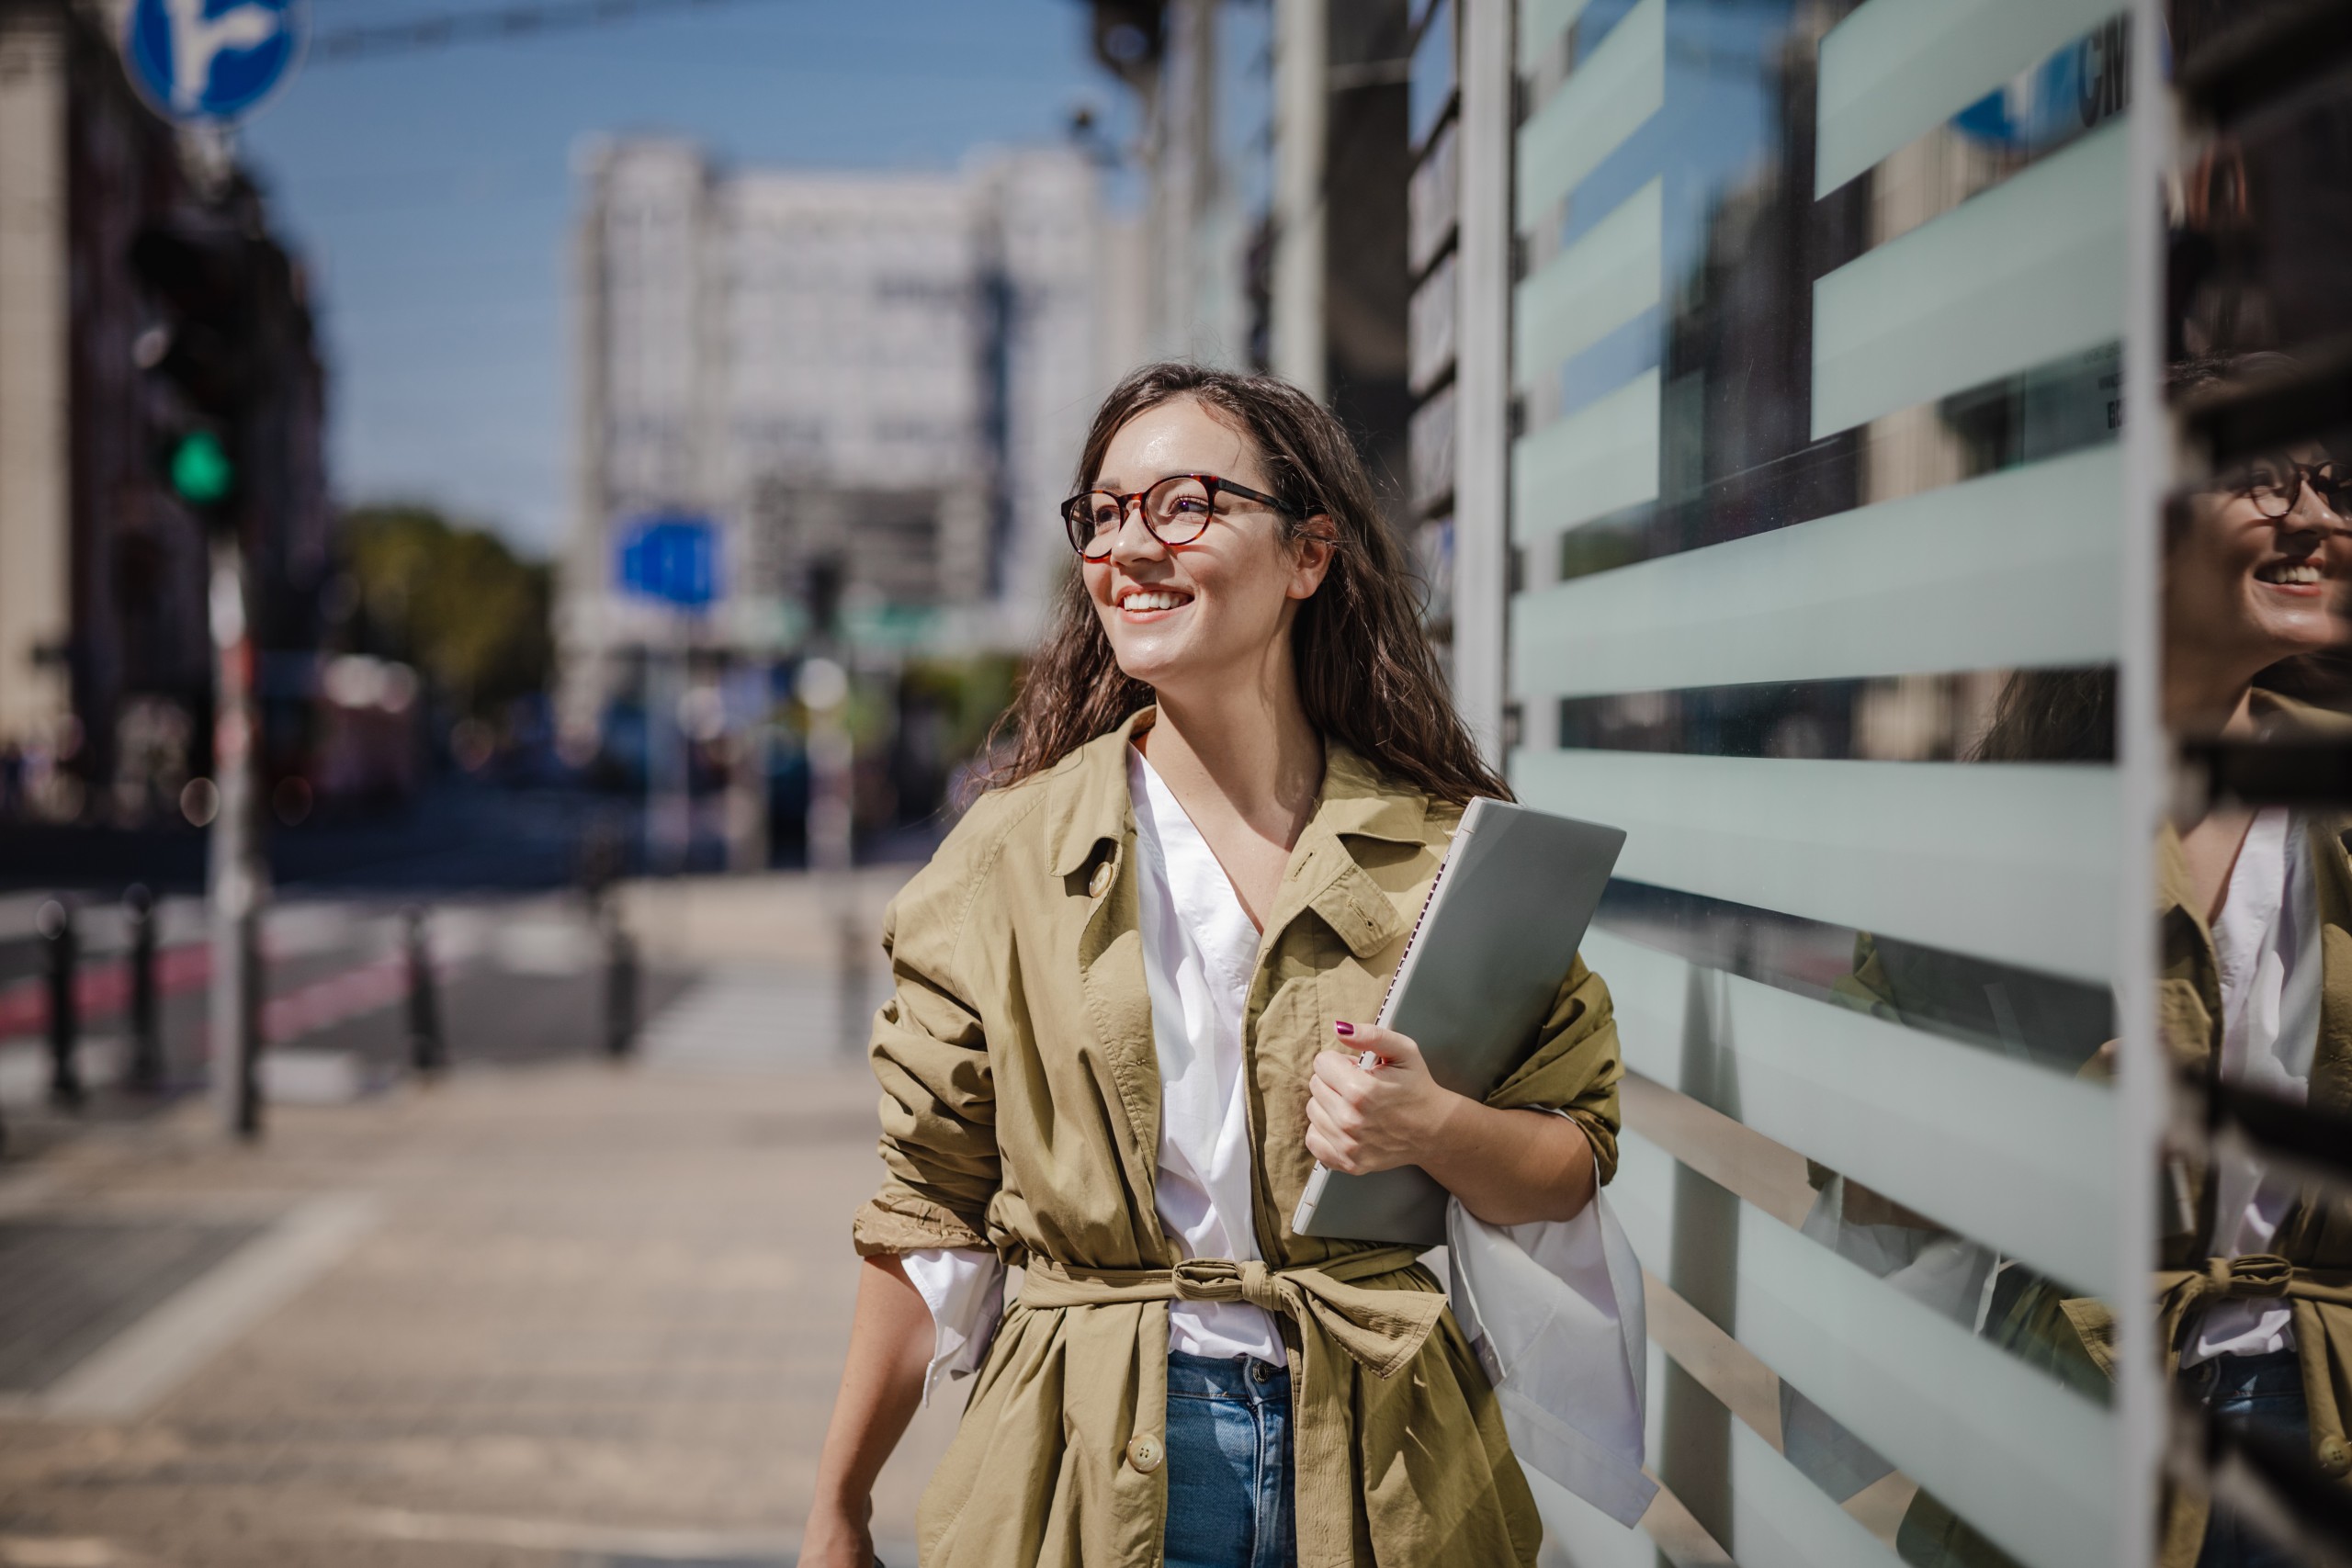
top-left (338, 505), bottom-right (552, 721)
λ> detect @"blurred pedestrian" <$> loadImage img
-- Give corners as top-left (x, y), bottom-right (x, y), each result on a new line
top-left (799, 365), bottom-right (1624, 1568)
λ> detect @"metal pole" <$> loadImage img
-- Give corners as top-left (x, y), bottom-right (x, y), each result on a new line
top-left (604, 919), bottom-right (638, 1059)
top-left (209, 536), bottom-right (264, 1139)
top-left (125, 884), bottom-right (163, 1093)
top-left (800, 655), bottom-right (859, 1057)
top-left (39, 899), bottom-right (81, 1110)
top-left (404, 906), bottom-right (446, 1074)
top-left (648, 614), bottom-right (691, 872)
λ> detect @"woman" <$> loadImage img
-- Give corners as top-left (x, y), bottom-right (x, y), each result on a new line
top-left (797, 363), bottom-right (1623, 1568)
top-left (1887, 355), bottom-right (2352, 1568)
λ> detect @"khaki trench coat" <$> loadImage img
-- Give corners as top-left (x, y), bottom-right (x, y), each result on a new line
top-left (850, 710), bottom-right (1624, 1568)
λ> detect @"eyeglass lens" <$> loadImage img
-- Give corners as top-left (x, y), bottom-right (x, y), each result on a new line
top-left (1073, 475), bottom-right (1216, 556)
top-left (2244, 457), bottom-right (2349, 519)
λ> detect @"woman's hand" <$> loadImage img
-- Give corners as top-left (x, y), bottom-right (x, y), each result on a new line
top-left (1306, 1019), bottom-right (1601, 1227)
top-left (1305, 1021), bottom-right (1464, 1175)
top-left (797, 1500), bottom-right (876, 1568)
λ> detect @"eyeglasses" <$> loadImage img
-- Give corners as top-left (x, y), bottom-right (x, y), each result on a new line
top-left (2227, 455), bottom-right (2350, 520)
top-left (1060, 472), bottom-right (1295, 559)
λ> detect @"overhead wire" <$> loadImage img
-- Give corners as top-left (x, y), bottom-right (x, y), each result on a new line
top-left (306, 0), bottom-right (798, 65)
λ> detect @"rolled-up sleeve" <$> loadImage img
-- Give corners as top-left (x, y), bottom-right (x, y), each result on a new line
top-left (1481, 954), bottom-right (1624, 1184)
top-left (850, 858), bottom-right (1001, 1257)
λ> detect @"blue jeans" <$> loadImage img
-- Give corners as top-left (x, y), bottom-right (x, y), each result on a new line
top-left (1163, 1351), bottom-right (1295, 1568)
top-left (2187, 1349), bottom-right (2309, 1568)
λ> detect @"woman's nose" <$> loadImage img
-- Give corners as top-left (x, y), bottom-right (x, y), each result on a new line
top-left (1107, 502), bottom-right (1167, 563)
top-left (2286, 477), bottom-right (2348, 536)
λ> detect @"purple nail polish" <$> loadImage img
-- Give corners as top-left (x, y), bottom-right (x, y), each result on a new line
top-left (1334, 1021), bottom-right (1354, 1037)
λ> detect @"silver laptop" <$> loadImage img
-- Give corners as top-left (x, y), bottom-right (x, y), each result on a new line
top-left (1291, 796), bottom-right (1624, 1247)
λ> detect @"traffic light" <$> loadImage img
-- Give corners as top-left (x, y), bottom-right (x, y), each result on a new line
top-left (128, 215), bottom-right (253, 530)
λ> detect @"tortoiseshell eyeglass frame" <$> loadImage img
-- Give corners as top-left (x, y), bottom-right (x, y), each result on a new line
top-left (1059, 472), bottom-right (1298, 559)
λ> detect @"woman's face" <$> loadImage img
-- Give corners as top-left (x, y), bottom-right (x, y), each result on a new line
top-left (1080, 398), bottom-right (1332, 702)
top-left (2166, 446), bottom-right (2350, 685)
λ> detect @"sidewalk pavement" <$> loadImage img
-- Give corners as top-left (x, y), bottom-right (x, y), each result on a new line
top-left (0, 870), bottom-right (956, 1568)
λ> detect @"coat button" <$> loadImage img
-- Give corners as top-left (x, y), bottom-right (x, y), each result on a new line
top-left (1125, 1432), bottom-right (1163, 1473)
top-left (2320, 1436), bottom-right (2350, 1477)
top-left (1089, 860), bottom-right (1114, 898)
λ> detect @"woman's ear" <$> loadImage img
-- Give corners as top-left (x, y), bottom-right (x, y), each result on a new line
top-left (1285, 514), bottom-right (1339, 601)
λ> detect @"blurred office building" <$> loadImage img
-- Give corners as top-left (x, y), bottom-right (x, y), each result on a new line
top-left (0, 0), bottom-right (327, 829)
top-left (557, 138), bottom-right (1140, 758)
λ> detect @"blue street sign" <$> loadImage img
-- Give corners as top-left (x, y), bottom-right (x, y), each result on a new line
top-left (616, 514), bottom-right (720, 610)
top-left (124, 0), bottom-right (304, 124)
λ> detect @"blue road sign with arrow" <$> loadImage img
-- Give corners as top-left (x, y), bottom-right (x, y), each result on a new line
top-left (124, 0), bottom-right (303, 124)
top-left (616, 514), bottom-right (720, 610)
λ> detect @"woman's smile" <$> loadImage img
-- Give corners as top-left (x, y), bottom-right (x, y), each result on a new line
top-left (1117, 585), bottom-right (1195, 618)
top-left (2252, 550), bottom-right (2327, 595)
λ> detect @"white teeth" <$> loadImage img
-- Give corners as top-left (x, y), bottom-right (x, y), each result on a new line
top-left (2263, 562), bottom-right (2324, 584)
top-left (1121, 591), bottom-right (1187, 611)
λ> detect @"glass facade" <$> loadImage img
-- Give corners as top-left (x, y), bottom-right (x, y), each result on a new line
top-left (1472, 0), bottom-right (2352, 1563)
top-left (1505, 2), bottom-right (2140, 1563)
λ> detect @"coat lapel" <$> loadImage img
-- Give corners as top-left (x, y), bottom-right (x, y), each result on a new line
top-left (1260, 743), bottom-right (1427, 964)
top-left (1051, 712), bottom-right (1168, 1246)
top-left (2303, 818), bottom-right (2352, 1122)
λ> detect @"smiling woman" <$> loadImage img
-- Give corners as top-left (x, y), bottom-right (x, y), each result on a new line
top-left (983, 363), bottom-right (1505, 812)
top-left (797, 363), bottom-right (1624, 1568)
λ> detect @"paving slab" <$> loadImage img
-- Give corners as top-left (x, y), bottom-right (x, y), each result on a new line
top-left (0, 1033), bottom-right (954, 1567)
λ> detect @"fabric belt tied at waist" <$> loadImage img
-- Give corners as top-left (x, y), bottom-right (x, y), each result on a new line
top-left (2154, 1253), bottom-right (2352, 1490)
top-left (1020, 1246), bottom-right (1444, 1381)
top-left (2157, 1253), bottom-right (2352, 1329)
top-left (1019, 1246), bottom-right (1450, 1566)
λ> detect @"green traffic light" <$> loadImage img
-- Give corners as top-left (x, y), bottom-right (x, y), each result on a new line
top-left (170, 430), bottom-right (234, 506)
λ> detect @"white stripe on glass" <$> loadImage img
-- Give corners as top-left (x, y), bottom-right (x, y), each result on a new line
top-left (1518, 0), bottom-right (1596, 74)
top-left (1815, 0), bottom-right (2124, 197)
top-left (1511, 446), bottom-right (2120, 697)
top-left (1515, 0), bottom-right (1665, 231)
top-left (1724, 1421), bottom-right (1904, 1568)
top-left (1510, 369), bottom-right (1661, 547)
top-left (1514, 177), bottom-right (1662, 390)
top-left (1588, 927), bottom-right (2120, 1298)
top-left (1812, 120), bottom-right (2126, 439)
top-left (1512, 750), bottom-right (2118, 982)
top-left (1614, 1133), bottom-right (2115, 1568)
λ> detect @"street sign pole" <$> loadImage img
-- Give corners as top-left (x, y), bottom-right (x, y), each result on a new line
top-left (648, 610), bottom-right (690, 872)
top-left (208, 537), bottom-right (264, 1138)
top-left (614, 514), bottom-right (719, 875)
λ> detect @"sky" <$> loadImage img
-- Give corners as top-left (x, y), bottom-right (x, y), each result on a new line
top-left (237, 0), bottom-right (1121, 559)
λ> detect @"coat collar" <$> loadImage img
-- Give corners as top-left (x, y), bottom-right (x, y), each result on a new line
top-left (1042, 706), bottom-right (1431, 884)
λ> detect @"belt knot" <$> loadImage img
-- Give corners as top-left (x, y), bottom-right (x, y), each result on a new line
top-left (1170, 1258), bottom-right (1279, 1311)
top-left (2206, 1254), bottom-right (2294, 1298)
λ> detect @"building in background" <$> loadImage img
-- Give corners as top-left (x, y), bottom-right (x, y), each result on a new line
top-left (0, 0), bottom-right (326, 828)
top-left (558, 137), bottom-right (1137, 761)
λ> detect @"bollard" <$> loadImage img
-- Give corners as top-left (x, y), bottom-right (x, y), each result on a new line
top-left (604, 921), bottom-right (638, 1059)
top-left (404, 906), bottom-right (447, 1075)
top-left (125, 885), bottom-right (164, 1093)
top-left (38, 899), bottom-right (82, 1110)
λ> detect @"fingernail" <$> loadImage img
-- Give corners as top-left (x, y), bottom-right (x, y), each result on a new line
top-left (1334, 1021), bottom-right (1354, 1037)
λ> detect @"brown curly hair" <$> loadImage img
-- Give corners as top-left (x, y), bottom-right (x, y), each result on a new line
top-left (978, 362), bottom-right (1508, 807)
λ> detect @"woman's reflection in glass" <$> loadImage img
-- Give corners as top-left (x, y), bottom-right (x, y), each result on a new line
top-left (1806, 353), bottom-right (2351, 1567)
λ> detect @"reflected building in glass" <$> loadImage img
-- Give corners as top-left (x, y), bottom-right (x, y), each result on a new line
top-left (1089, 0), bottom-right (2352, 1561)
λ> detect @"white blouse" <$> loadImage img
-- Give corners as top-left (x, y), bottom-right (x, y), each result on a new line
top-left (900, 741), bottom-right (1282, 1401)
top-left (2185, 807), bottom-right (2319, 1366)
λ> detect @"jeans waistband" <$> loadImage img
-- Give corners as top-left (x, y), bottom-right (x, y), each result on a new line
top-left (2182, 1348), bottom-right (2301, 1398)
top-left (1168, 1350), bottom-right (1291, 1403)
